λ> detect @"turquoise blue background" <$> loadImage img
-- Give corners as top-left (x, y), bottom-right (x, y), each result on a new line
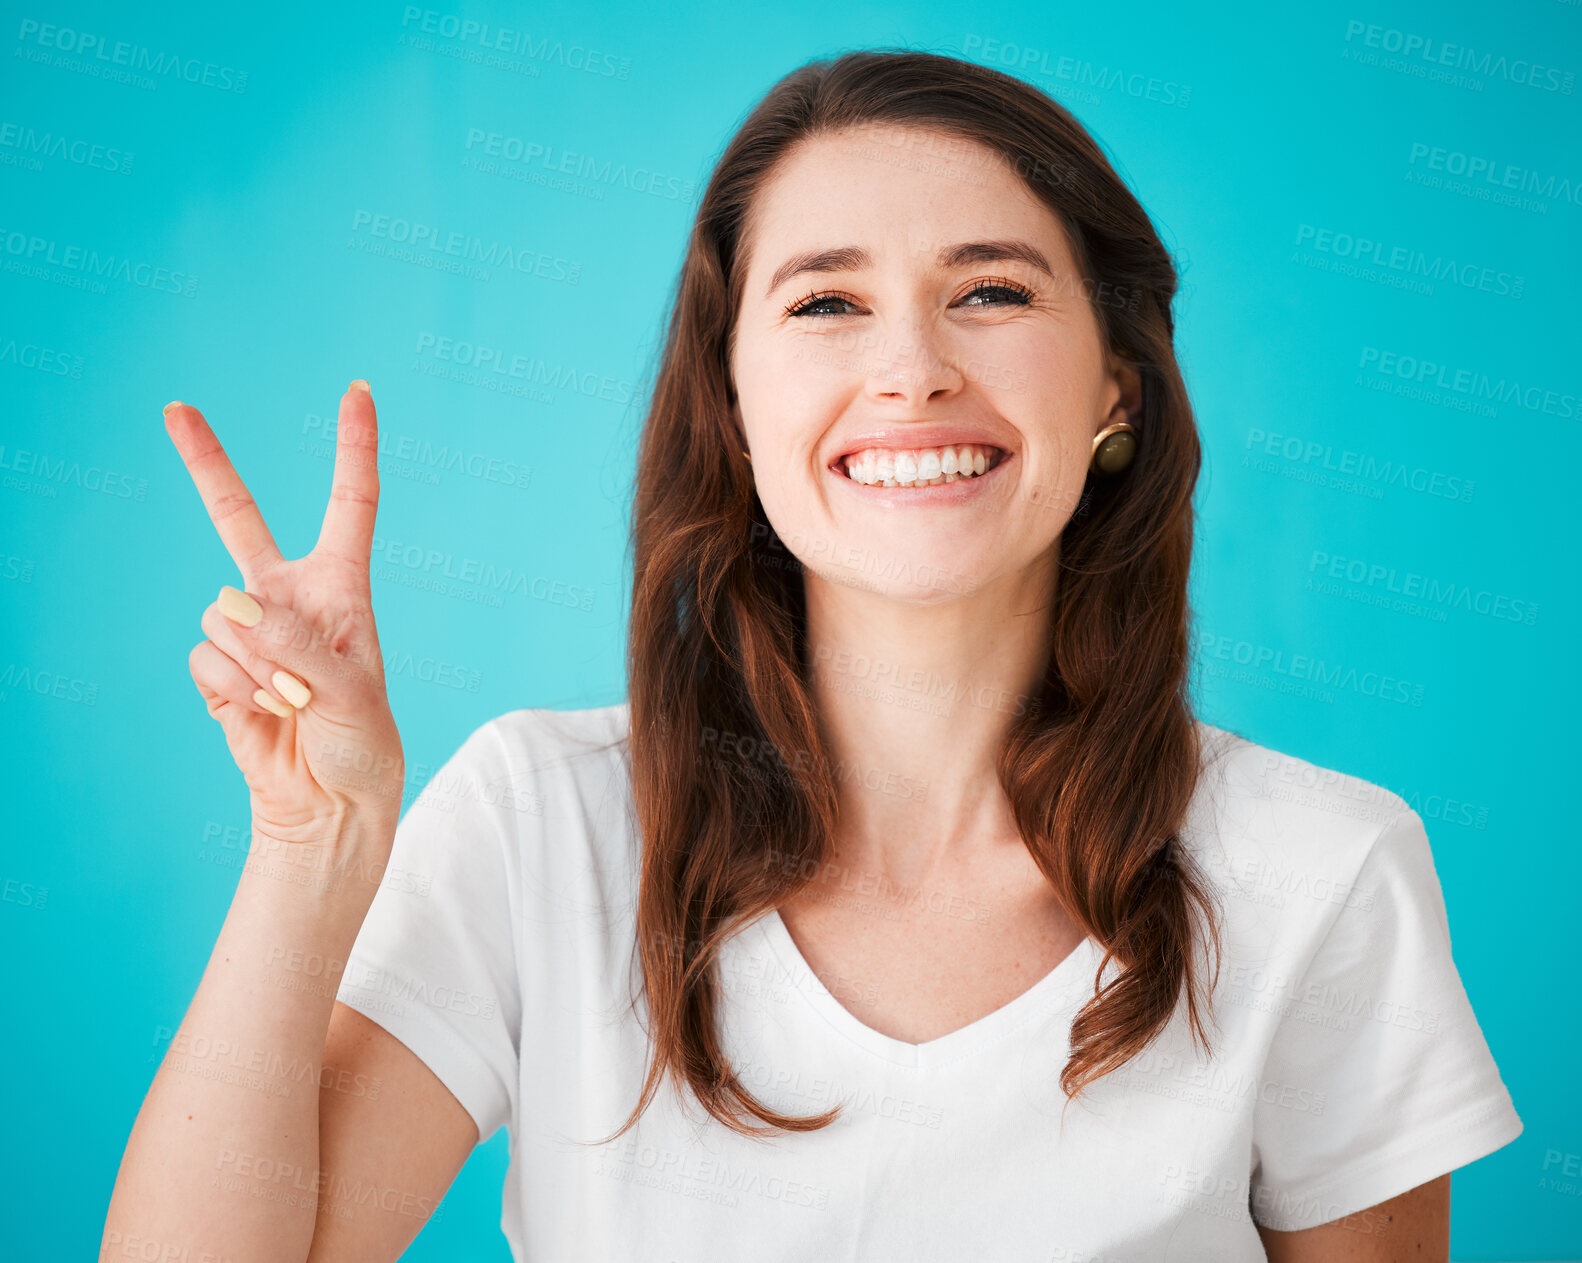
top-left (1, 1), bottom-right (1577, 1258)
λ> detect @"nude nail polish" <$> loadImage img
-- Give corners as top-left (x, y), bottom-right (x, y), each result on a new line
top-left (218, 585), bottom-right (262, 628)
top-left (272, 670), bottom-right (311, 708)
top-left (349, 379), bottom-right (371, 393)
top-left (253, 689), bottom-right (293, 718)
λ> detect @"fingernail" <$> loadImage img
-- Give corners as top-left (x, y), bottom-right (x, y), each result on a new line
top-left (253, 688), bottom-right (294, 718)
top-left (163, 400), bottom-right (184, 415)
top-left (348, 379), bottom-right (371, 394)
top-left (272, 669), bottom-right (311, 708)
top-left (218, 585), bottom-right (262, 628)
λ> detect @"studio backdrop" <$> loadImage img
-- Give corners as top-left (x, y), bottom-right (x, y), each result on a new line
top-left (0, 1), bottom-right (1577, 1259)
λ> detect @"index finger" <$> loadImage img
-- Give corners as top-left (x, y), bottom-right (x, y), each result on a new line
top-left (314, 379), bottom-right (381, 569)
top-left (163, 401), bottom-right (284, 583)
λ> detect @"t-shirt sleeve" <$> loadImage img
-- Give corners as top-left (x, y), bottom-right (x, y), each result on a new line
top-left (1247, 805), bottom-right (1522, 1231)
top-left (334, 717), bottom-right (521, 1142)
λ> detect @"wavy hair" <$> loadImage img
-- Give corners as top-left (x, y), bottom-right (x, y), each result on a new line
top-left (615, 47), bottom-right (1221, 1141)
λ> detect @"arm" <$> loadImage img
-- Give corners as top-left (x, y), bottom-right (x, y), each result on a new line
top-left (303, 1002), bottom-right (480, 1260)
top-left (102, 820), bottom-right (476, 1263)
top-left (1257, 1174), bottom-right (1450, 1262)
top-left (103, 382), bottom-right (477, 1261)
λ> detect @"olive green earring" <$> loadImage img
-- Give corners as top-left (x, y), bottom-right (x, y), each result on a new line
top-left (1090, 421), bottom-right (1137, 475)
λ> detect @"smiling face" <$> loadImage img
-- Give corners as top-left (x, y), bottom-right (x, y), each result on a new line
top-left (729, 122), bottom-right (1139, 604)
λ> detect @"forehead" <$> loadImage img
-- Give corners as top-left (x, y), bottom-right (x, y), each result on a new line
top-left (742, 122), bottom-right (1071, 281)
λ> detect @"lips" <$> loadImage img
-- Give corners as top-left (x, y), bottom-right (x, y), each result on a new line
top-left (828, 420), bottom-right (1017, 461)
top-left (833, 443), bottom-right (1007, 486)
top-left (830, 442), bottom-right (1007, 465)
top-left (827, 446), bottom-right (1017, 500)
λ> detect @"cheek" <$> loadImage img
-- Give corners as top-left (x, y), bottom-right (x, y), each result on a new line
top-left (755, 458), bottom-right (821, 531)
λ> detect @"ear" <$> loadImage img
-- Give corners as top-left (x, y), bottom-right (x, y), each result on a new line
top-left (1104, 352), bottom-right (1143, 425)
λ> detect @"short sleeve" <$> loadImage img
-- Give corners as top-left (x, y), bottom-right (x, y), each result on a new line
top-left (335, 718), bottom-right (521, 1142)
top-left (1248, 806), bottom-right (1522, 1231)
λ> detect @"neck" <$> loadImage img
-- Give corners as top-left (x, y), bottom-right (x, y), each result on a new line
top-left (801, 548), bottom-right (1057, 888)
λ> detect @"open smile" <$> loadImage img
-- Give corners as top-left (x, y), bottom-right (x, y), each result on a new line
top-left (827, 442), bottom-right (1015, 504)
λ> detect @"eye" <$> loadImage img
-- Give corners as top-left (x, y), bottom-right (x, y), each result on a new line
top-left (784, 289), bottom-right (859, 319)
top-left (956, 278), bottom-right (1035, 308)
top-left (782, 277), bottom-right (1036, 320)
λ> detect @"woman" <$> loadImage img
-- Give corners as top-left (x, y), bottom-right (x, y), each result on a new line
top-left (104, 50), bottom-right (1520, 1262)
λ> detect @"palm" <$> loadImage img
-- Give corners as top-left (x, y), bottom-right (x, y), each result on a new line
top-left (165, 386), bottom-right (405, 836)
top-left (220, 552), bottom-right (390, 823)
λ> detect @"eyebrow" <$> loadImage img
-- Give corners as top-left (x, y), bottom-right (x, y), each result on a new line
top-left (765, 239), bottom-right (1055, 298)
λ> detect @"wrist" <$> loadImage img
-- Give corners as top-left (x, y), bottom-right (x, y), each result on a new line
top-left (241, 809), bottom-right (399, 907)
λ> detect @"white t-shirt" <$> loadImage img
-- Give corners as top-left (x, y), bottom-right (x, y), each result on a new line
top-left (335, 704), bottom-right (1522, 1260)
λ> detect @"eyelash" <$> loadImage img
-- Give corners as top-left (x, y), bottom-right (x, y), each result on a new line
top-left (782, 277), bottom-right (1036, 319)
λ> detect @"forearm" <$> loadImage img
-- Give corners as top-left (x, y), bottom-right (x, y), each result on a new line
top-left (102, 813), bottom-right (395, 1263)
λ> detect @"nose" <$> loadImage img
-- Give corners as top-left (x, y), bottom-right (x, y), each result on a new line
top-left (861, 312), bottom-right (965, 408)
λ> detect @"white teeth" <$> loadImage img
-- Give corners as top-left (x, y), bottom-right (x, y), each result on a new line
top-left (840, 443), bottom-right (1000, 487)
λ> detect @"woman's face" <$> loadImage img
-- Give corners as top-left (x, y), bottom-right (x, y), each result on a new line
top-left (730, 122), bottom-right (1138, 604)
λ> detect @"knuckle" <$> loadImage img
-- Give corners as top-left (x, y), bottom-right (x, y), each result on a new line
top-left (266, 616), bottom-right (325, 676)
top-left (240, 644), bottom-right (277, 681)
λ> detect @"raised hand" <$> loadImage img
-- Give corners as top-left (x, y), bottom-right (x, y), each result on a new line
top-left (166, 381), bottom-right (405, 845)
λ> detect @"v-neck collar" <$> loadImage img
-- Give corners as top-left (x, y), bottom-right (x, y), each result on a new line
top-left (748, 908), bottom-right (1099, 1072)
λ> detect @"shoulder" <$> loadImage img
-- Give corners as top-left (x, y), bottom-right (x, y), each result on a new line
top-left (1178, 720), bottom-right (1425, 951)
top-left (427, 701), bottom-right (632, 803)
top-left (477, 701), bottom-right (630, 766)
top-left (413, 701), bottom-right (638, 903)
top-left (1187, 719), bottom-right (1410, 833)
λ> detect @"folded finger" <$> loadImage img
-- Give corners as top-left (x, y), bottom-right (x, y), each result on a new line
top-left (189, 639), bottom-right (288, 718)
top-left (201, 587), bottom-right (325, 712)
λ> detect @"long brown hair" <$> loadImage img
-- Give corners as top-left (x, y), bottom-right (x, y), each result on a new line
top-left (617, 48), bottom-right (1220, 1140)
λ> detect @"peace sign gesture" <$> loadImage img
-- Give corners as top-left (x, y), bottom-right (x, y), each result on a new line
top-left (166, 381), bottom-right (406, 847)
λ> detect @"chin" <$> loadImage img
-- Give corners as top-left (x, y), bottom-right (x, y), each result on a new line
top-left (805, 530), bottom-right (992, 604)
